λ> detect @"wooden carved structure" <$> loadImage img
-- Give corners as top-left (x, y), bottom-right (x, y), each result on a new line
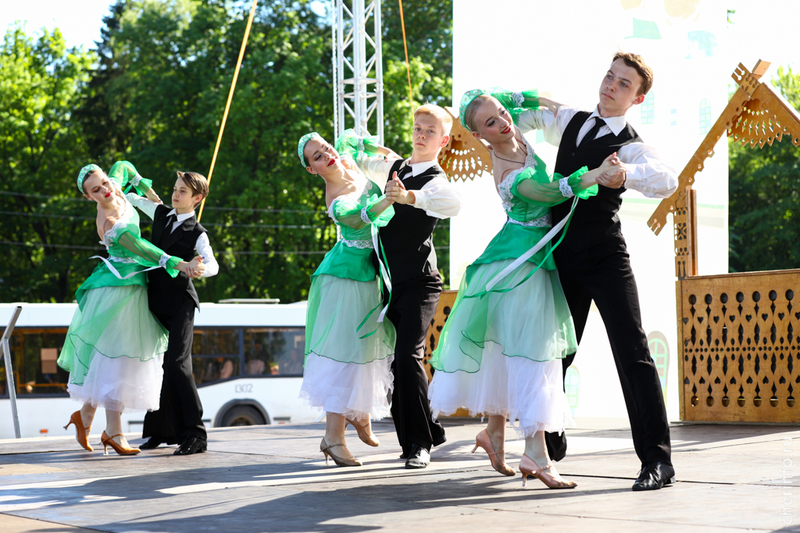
top-left (437, 107), bottom-right (492, 182)
top-left (648, 61), bottom-right (800, 422)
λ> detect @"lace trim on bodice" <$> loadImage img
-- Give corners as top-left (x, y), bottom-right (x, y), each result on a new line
top-left (327, 174), bottom-right (373, 224)
top-left (100, 194), bottom-right (132, 248)
top-left (506, 213), bottom-right (552, 228)
top-left (497, 136), bottom-right (539, 213)
top-left (341, 238), bottom-right (373, 249)
top-left (106, 255), bottom-right (138, 264)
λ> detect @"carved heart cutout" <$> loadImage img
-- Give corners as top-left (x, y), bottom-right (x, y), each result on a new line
top-left (714, 316), bottom-right (720, 323)
top-left (762, 313), bottom-right (768, 321)
top-left (746, 315), bottom-right (752, 322)
top-left (698, 317), bottom-right (704, 323)
top-left (683, 318), bottom-right (689, 324)
top-left (796, 312), bottom-right (800, 319)
top-left (729, 315), bottom-right (735, 322)
top-left (779, 313), bottom-right (785, 320)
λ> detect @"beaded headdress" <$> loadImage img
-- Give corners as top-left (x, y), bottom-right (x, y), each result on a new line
top-left (77, 164), bottom-right (101, 193)
top-left (297, 132), bottom-right (323, 166)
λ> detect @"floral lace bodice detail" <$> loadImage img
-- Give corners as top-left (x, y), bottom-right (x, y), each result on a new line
top-left (496, 136), bottom-right (552, 224)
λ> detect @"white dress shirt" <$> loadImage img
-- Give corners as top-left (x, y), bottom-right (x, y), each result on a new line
top-left (127, 194), bottom-right (219, 277)
top-left (356, 155), bottom-right (462, 219)
top-left (517, 107), bottom-right (678, 198)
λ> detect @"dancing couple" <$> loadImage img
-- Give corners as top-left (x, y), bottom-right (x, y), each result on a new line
top-left (429, 52), bottom-right (678, 491)
top-left (299, 103), bottom-right (460, 468)
top-left (59, 161), bottom-right (218, 456)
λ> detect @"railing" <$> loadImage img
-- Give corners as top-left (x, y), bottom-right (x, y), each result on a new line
top-left (2, 306), bottom-right (23, 438)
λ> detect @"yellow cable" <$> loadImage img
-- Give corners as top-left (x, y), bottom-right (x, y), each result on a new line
top-left (198, 0), bottom-right (259, 223)
top-left (398, 0), bottom-right (414, 114)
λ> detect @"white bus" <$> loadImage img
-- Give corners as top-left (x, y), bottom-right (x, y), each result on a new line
top-left (0, 302), bottom-right (319, 440)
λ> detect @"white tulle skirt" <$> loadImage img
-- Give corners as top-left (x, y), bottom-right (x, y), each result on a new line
top-left (67, 350), bottom-right (164, 412)
top-left (60, 284), bottom-right (167, 413)
top-left (429, 343), bottom-right (574, 437)
top-left (300, 353), bottom-right (394, 421)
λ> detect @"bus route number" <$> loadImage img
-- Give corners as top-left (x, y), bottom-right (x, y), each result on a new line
top-left (235, 383), bottom-right (253, 393)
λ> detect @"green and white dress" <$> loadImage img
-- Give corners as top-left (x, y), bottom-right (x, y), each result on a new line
top-left (57, 162), bottom-right (182, 413)
top-left (428, 135), bottom-right (597, 437)
top-left (299, 168), bottom-right (396, 421)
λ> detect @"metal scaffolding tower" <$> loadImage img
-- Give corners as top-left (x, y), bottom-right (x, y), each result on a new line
top-left (332, 0), bottom-right (384, 143)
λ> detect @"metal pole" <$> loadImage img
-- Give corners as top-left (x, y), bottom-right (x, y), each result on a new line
top-left (2, 306), bottom-right (23, 438)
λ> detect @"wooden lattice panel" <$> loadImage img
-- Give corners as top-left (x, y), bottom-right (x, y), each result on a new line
top-left (679, 270), bottom-right (800, 422)
top-left (422, 289), bottom-right (471, 417)
top-left (438, 107), bottom-right (492, 182)
top-left (423, 289), bottom-right (457, 381)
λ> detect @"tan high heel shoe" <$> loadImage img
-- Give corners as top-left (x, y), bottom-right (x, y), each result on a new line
top-left (519, 454), bottom-right (577, 489)
top-left (472, 429), bottom-right (515, 476)
top-left (64, 411), bottom-right (93, 452)
top-left (100, 431), bottom-right (141, 456)
top-left (346, 417), bottom-right (380, 447)
top-left (320, 437), bottom-right (361, 467)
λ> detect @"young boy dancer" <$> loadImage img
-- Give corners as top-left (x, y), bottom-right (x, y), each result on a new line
top-left (531, 52), bottom-right (678, 490)
top-left (129, 171), bottom-right (219, 455)
top-left (357, 104), bottom-right (462, 468)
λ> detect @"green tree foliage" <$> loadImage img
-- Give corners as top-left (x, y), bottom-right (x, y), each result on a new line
top-left (1, 0), bottom-right (455, 303)
top-left (0, 26), bottom-right (95, 302)
top-left (728, 66), bottom-right (800, 273)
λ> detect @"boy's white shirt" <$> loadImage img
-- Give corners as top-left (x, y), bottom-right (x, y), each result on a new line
top-left (517, 107), bottom-right (678, 198)
top-left (127, 194), bottom-right (219, 277)
top-left (356, 154), bottom-right (462, 219)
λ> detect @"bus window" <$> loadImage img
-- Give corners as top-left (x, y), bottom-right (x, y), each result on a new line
top-left (191, 328), bottom-right (242, 384)
top-left (243, 327), bottom-right (304, 377)
top-left (0, 328), bottom-right (70, 396)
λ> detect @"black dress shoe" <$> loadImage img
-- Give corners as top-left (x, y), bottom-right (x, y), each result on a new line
top-left (139, 438), bottom-right (164, 450)
top-left (405, 444), bottom-right (430, 469)
top-left (632, 462), bottom-right (675, 491)
top-left (174, 436), bottom-right (207, 456)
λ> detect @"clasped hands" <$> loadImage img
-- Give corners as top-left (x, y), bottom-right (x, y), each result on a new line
top-left (385, 172), bottom-right (415, 205)
top-left (184, 256), bottom-right (205, 279)
top-left (596, 152), bottom-right (627, 189)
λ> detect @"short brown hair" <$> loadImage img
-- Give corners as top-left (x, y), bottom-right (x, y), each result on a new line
top-left (176, 171), bottom-right (209, 207)
top-left (414, 103), bottom-right (453, 136)
top-left (613, 52), bottom-right (653, 96)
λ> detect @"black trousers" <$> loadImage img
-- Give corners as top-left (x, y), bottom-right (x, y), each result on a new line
top-left (547, 236), bottom-right (671, 466)
top-left (142, 294), bottom-right (206, 444)
top-left (387, 273), bottom-right (446, 454)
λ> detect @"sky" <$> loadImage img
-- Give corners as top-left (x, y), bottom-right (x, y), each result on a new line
top-left (1, 0), bottom-right (799, 80)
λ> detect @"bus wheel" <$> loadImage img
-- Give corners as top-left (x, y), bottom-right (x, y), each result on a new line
top-left (220, 405), bottom-right (266, 426)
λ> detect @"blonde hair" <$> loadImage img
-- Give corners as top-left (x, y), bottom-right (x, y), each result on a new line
top-left (462, 94), bottom-right (494, 133)
top-left (414, 104), bottom-right (453, 136)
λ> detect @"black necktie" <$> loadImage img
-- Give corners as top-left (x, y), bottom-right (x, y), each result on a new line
top-left (581, 117), bottom-right (607, 146)
top-left (166, 213), bottom-right (178, 233)
top-left (397, 162), bottom-right (413, 180)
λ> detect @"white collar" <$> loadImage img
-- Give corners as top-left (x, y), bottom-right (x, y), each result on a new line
top-left (589, 107), bottom-right (628, 136)
top-left (167, 208), bottom-right (196, 223)
top-left (403, 159), bottom-right (439, 177)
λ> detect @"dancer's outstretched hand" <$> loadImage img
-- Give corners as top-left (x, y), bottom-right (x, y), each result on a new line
top-left (187, 256), bottom-right (205, 278)
top-left (385, 172), bottom-right (415, 205)
top-left (596, 152), bottom-right (627, 189)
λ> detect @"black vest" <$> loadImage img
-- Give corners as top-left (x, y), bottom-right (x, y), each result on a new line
top-left (147, 204), bottom-right (207, 316)
top-left (378, 159), bottom-right (442, 284)
top-left (552, 111), bottom-right (642, 251)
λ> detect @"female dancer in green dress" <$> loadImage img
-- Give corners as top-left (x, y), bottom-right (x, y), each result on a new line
top-left (429, 90), bottom-right (620, 488)
top-left (298, 132), bottom-right (397, 467)
top-left (59, 161), bottom-right (203, 456)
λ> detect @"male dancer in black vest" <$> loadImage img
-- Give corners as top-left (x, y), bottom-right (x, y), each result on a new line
top-left (359, 104), bottom-right (461, 468)
top-left (534, 53), bottom-right (678, 490)
top-left (130, 171), bottom-right (219, 455)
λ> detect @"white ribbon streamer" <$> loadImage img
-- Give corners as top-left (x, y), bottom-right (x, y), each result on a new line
top-left (371, 225), bottom-right (392, 323)
top-left (90, 255), bottom-right (161, 280)
top-left (484, 196), bottom-right (579, 292)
